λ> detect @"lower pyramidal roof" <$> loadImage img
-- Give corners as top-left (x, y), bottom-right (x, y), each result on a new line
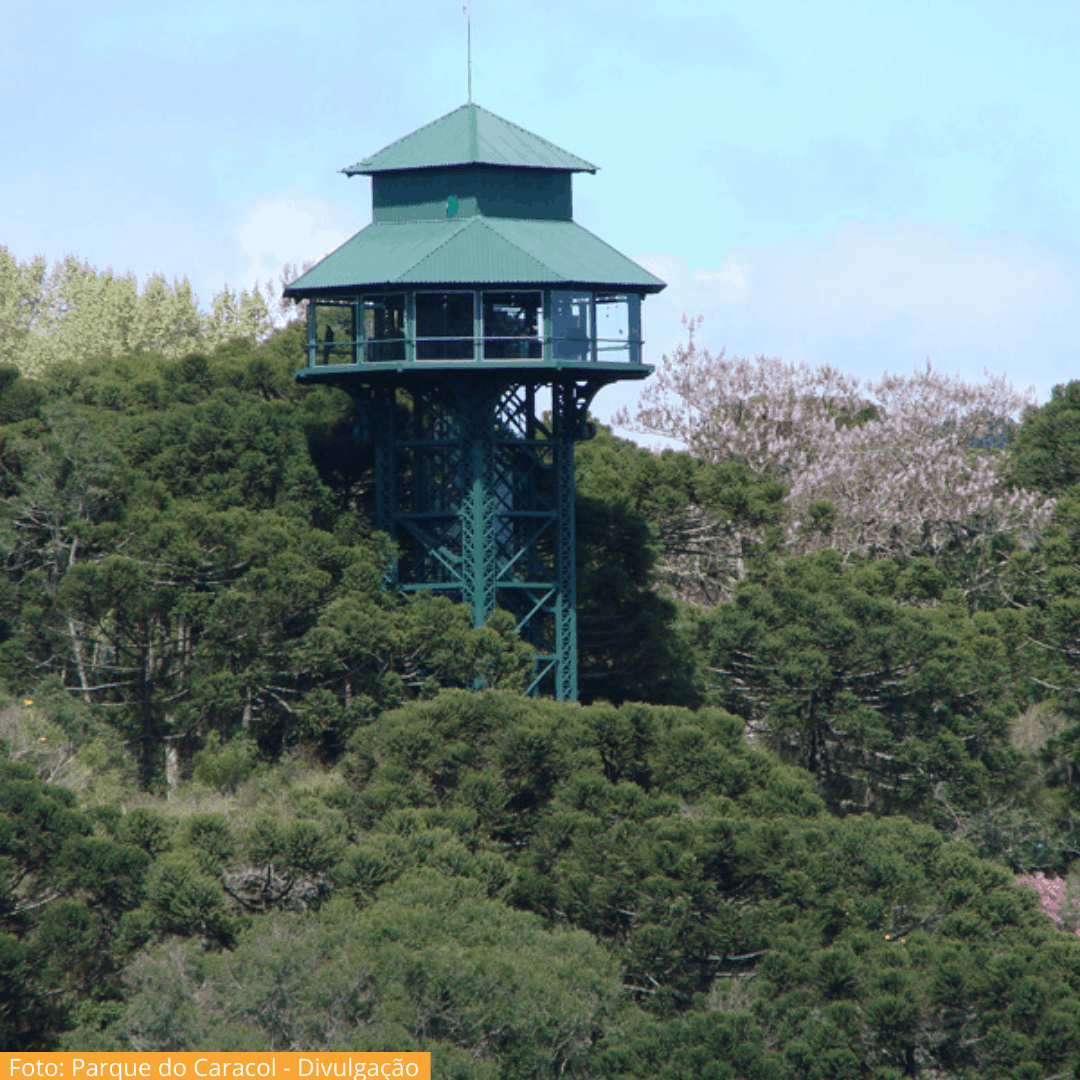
top-left (284, 217), bottom-right (666, 295)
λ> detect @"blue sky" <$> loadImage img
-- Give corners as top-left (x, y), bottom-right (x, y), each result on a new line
top-left (2, 0), bottom-right (1077, 422)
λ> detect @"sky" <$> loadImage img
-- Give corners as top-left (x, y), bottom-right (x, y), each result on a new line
top-left (2, 0), bottom-right (1078, 424)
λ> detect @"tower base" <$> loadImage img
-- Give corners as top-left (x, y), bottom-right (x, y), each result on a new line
top-left (356, 372), bottom-right (607, 700)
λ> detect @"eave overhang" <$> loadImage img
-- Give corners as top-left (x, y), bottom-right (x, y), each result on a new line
top-left (284, 217), bottom-right (666, 297)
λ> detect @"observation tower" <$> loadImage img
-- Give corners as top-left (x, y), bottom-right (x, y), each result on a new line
top-left (285, 103), bottom-right (665, 699)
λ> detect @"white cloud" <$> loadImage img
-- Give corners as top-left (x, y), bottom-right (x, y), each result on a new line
top-left (233, 190), bottom-right (365, 293)
top-left (755, 223), bottom-right (1072, 344)
top-left (709, 263), bottom-right (748, 290)
top-left (627, 222), bottom-right (1080, 414)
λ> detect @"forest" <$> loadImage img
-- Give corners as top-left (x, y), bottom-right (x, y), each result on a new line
top-left (5, 246), bottom-right (1080, 1079)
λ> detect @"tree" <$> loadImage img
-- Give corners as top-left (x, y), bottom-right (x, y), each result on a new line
top-left (1007, 380), bottom-right (1080, 498)
top-left (0, 755), bottom-right (148, 1048)
top-left (0, 247), bottom-right (280, 380)
top-left (576, 423), bottom-right (784, 610)
top-left (616, 317), bottom-right (1052, 591)
top-left (333, 691), bottom-right (1080, 1078)
top-left (0, 332), bottom-right (535, 782)
top-left (693, 549), bottom-right (1030, 813)
top-left (65, 871), bottom-right (625, 1073)
top-left (29, 687), bottom-right (1080, 1075)
top-left (574, 489), bottom-right (699, 706)
top-left (0, 248), bottom-right (47, 370)
top-left (1000, 391), bottom-right (1080, 780)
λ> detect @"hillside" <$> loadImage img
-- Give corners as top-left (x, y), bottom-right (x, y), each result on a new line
top-left (4, 299), bottom-right (1080, 1077)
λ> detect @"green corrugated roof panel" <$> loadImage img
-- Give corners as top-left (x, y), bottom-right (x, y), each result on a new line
top-left (485, 219), bottom-right (662, 288)
top-left (289, 221), bottom-right (471, 289)
top-left (284, 218), bottom-right (665, 294)
top-left (343, 103), bottom-right (597, 176)
top-left (404, 220), bottom-right (556, 283)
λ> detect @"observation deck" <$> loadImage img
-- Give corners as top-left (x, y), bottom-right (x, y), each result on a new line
top-left (286, 102), bottom-right (664, 387)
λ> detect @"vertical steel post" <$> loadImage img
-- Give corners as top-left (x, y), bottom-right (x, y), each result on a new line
top-left (460, 384), bottom-right (497, 628)
top-left (552, 380), bottom-right (579, 701)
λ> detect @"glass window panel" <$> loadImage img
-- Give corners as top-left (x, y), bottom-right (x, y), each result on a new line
top-left (416, 292), bottom-right (474, 360)
top-left (551, 291), bottom-right (592, 362)
top-left (596, 294), bottom-right (630, 363)
top-left (483, 291), bottom-right (541, 360)
top-left (360, 294), bottom-right (405, 362)
top-left (313, 302), bottom-right (356, 366)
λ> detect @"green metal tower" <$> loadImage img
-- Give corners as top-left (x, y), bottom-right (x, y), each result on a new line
top-left (285, 103), bottom-right (665, 699)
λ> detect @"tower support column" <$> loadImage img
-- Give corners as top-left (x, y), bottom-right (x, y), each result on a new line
top-left (460, 385), bottom-right (499, 629)
top-left (552, 433), bottom-right (577, 701)
top-left (365, 375), bottom-right (603, 700)
top-left (551, 382), bottom-right (584, 702)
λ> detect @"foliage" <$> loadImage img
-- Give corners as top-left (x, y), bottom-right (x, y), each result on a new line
top-left (574, 430), bottom-right (704, 704)
top-left (933, 795), bottom-right (1080, 874)
top-left (577, 424), bottom-right (785, 607)
top-left (1004, 492), bottom-right (1080, 773)
top-left (617, 317), bottom-right (1052, 578)
top-left (0, 754), bottom-right (149, 1048)
top-left (0, 248), bottom-right (321, 379)
top-left (693, 549), bottom-right (1032, 814)
top-left (192, 732), bottom-right (260, 793)
top-left (1007, 380), bottom-right (1080, 498)
top-left (0, 330), bottom-right (532, 785)
top-left (72, 872), bottom-right (624, 1074)
top-left (58, 691), bottom-right (1080, 1078)
top-left (0, 246), bottom-right (284, 377)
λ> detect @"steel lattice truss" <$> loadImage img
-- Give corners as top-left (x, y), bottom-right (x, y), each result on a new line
top-left (358, 374), bottom-right (601, 699)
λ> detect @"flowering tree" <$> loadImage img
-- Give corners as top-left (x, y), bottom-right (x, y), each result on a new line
top-left (617, 317), bottom-right (1054, 600)
top-left (1016, 872), bottom-right (1080, 935)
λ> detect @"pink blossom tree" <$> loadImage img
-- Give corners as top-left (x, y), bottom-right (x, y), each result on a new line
top-left (617, 317), bottom-right (1054, 601)
top-left (1015, 872), bottom-right (1080, 935)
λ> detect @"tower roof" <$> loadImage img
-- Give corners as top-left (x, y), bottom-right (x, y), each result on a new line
top-left (342, 102), bottom-right (598, 176)
top-left (284, 217), bottom-right (665, 295)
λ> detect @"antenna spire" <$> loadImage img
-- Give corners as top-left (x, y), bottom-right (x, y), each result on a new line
top-left (463, 3), bottom-right (471, 102)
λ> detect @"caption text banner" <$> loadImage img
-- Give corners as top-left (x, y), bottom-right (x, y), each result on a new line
top-left (3, 1055), bottom-right (430, 1080)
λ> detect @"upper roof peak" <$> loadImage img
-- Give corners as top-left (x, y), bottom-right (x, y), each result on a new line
top-left (342, 102), bottom-right (598, 176)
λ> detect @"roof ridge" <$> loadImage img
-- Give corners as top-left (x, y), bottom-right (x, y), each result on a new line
top-left (479, 216), bottom-right (565, 275)
top-left (402, 216), bottom-right (476, 266)
top-left (483, 216), bottom-right (666, 288)
top-left (469, 104), bottom-right (480, 162)
top-left (473, 216), bottom-right (560, 274)
top-left (406, 217), bottom-right (555, 282)
top-left (548, 217), bottom-right (659, 272)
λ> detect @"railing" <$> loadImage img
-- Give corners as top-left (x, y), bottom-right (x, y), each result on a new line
top-left (305, 289), bottom-right (644, 369)
top-left (306, 336), bottom-right (641, 368)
